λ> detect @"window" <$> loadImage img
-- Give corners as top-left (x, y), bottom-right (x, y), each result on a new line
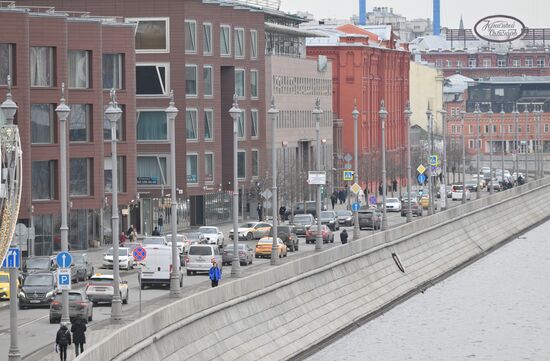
top-left (127, 18), bottom-right (169, 53)
top-left (186, 154), bottom-right (198, 184)
top-left (435, 59), bottom-right (443, 68)
top-left (31, 104), bottom-right (54, 144)
top-left (0, 44), bottom-right (13, 86)
top-left (220, 25), bottom-right (231, 56)
top-left (252, 150), bottom-right (259, 177)
top-left (445, 60), bottom-right (451, 68)
top-left (68, 50), bottom-right (90, 88)
top-left (483, 58), bottom-right (491, 67)
top-left (137, 156), bottom-right (168, 185)
top-left (104, 104), bottom-right (124, 141)
top-left (250, 110), bottom-right (258, 137)
top-left (469, 125), bottom-right (473, 133)
top-left (468, 58), bottom-right (476, 68)
top-left (512, 59), bottom-right (521, 67)
top-left (509, 125), bottom-right (513, 133)
top-left (537, 58), bottom-right (545, 67)
top-left (204, 109), bottom-right (213, 140)
top-left (250, 70), bottom-right (258, 98)
top-left (186, 65), bottom-right (198, 96)
top-left (103, 54), bottom-right (123, 89)
top-left (185, 20), bottom-right (197, 53)
top-left (235, 69), bottom-right (245, 97)
top-left (70, 158), bottom-right (91, 196)
top-left (485, 125), bottom-right (489, 133)
top-left (32, 160), bottom-right (55, 200)
top-left (545, 124), bottom-right (549, 133)
top-left (69, 104), bottom-right (90, 142)
top-left (234, 28), bottom-right (244, 58)
top-left (104, 156), bottom-right (125, 193)
top-left (456, 60), bottom-right (462, 68)
top-left (526, 58), bottom-right (533, 67)
top-left (203, 23), bottom-right (213, 55)
top-left (205, 153), bottom-right (214, 182)
top-left (237, 111), bottom-right (245, 138)
top-left (469, 139), bottom-right (474, 149)
top-left (137, 110), bottom-right (167, 141)
top-left (203, 66), bottom-right (213, 97)
top-left (237, 151), bottom-right (246, 179)
top-left (186, 109), bottom-right (198, 140)
top-left (30, 46), bottom-right (54, 87)
top-left (250, 30), bottom-right (258, 59)
top-left (497, 58), bottom-right (506, 67)
top-left (136, 64), bottom-right (169, 96)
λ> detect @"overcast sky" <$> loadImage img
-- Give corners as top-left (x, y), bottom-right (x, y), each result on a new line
top-left (281, 0), bottom-right (549, 29)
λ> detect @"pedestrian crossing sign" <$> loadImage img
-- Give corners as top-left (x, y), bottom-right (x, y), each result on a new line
top-left (343, 170), bottom-right (354, 181)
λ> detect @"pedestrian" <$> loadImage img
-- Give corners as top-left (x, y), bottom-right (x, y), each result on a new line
top-left (279, 205), bottom-right (286, 222)
top-left (392, 178), bottom-right (398, 193)
top-left (119, 232), bottom-right (126, 247)
top-left (340, 229), bottom-right (349, 244)
top-left (131, 226), bottom-right (138, 242)
top-left (157, 214), bottom-right (164, 233)
top-left (378, 182), bottom-right (383, 196)
top-left (71, 317), bottom-right (87, 357)
top-left (152, 226), bottom-right (160, 236)
top-left (55, 322), bottom-right (71, 361)
top-left (126, 224), bottom-right (134, 238)
top-left (257, 204), bottom-right (263, 221)
top-left (330, 193), bottom-right (337, 209)
top-left (209, 259), bottom-right (222, 287)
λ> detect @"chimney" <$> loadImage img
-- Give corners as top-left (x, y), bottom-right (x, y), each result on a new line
top-left (359, 0), bottom-right (366, 25)
top-left (433, 0), bottom-right (441, 35)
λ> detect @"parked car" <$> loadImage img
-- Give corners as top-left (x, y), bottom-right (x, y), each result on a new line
top-left (451, 184), bottom-right (472, 201)
top-left (198, 226), bottom-right (225, 247)
top-left (165, 234), bottom-right (189, 255)
top-left (0, 271), bottom-right (18, 300)
top-left (139, 236), bottom-right (168, 247)
top-left (49, 290), bottom-right (93, 323)
top-left (222, 244), bottom-right (254, 266)
top-left (255, 237), bottom-right (288, 258)
top-left (305, 225), bottom-right (334, 244)
top-left (22, 256), bottom-right (57, 278)
top-left (229, 222), bottom-right (272, 241)
top-left (103, 247), bottom-right (134, 270)
top-left (335, 210), bottom-right (354, 226)
top-left (400, 199), bottom-right (423, 217)
top-left (319, 210), bottom-right (340, 231)
top-left (18, 272), bottom-right (57, 309)
top-left (141, 245), bottom-right (183, 288)
top-left (72, 253), bottom-right (94, 282)
top-left (269, 225), bottom-right (299, 251)
top-left (85, 274), bottom-right (129, 305)
top-left (289, 201), bottom-right (327, 218)
top-left (291, 214), bottom-right (315, 236)
top-left (358, 208), bottom-right (382, 229)
top-left (385, 197), bottom-right (402, 212)
top-left (184, 244), bottom-right (222, 275)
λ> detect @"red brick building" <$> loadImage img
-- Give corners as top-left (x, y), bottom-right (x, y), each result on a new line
top-left (0, 6), bottom-right (136, 254)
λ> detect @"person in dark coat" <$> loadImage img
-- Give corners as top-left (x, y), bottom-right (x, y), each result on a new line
top-left (392, 178), bottom-right (398, 193)
top-left (257, 204), bottom-right (263, 221)
top-left (279, 205), bottom-right (286, 222)
top-left (340, 229), bottom-right (349, 244)
top-left (152, 227), bottom-right (160, 236)
top-left (330, 193), bottom-right (337, 209)
top-left (55, 323), bottom-right (71, 361)
top-left (71, 317), bottom-right (87, 356)
top-left (378, 182), bottom-right (383, 195)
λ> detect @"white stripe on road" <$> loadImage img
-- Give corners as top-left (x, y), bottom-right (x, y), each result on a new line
top-left (0, 314), bottom-right (49, 336)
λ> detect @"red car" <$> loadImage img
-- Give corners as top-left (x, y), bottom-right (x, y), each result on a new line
top-left (305, 225), bottom-right (334, 244)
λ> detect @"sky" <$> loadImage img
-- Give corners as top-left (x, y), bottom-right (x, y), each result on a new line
top-left (281, 0), bottom-right (549, 29)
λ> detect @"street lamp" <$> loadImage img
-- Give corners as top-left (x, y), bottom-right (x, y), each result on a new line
top-left (268, 98), bottom-right (279, 264)
top-left (352, 99), bottom-right (360, 239)
top-left (54, 84), bottom-right (71, 325)
top-left (460, 109), bottom-right (467, 204)
top-left (500, 105), bottom-right (505, 187)
top-left (513, 103), bottom-right (520, 184)
top-left (404, 102), bottom-right (413, 222)
top-left (379, 100), bottom-right (388, 230)
top-left (535, 104), bottom-right (542, 179)
top-left (229, 95), bottom-right (242, 276)
top-left (524, 105), bottom-right (530, 182)
top-left (1, 76), bottom-right (22, 361)
top-left (104, 89), bottom-right (123, 322)
top-left (474, 103), bottom-right (481, 198)
top-left (426, 103), bottom-right (434, 215)
top-left (165, 91), bottom-right (181, 297)
top-left (488, 105), bottom-right (494, 194)
top-left (312, 98), bottom-right (323, 250)
top-left (439, 108), bottom-right (447, 210)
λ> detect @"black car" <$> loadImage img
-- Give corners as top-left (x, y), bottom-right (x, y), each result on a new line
top-left (287, 201), bottom-right (327, 218)
top-left (18, 272), bottom-right (58, 309)
top-left (335, 210), bottom-right (354, 226)
top-left (269, 225), bottom-right (299, 252)
top-left (319, 210), bottom-right (340, 231)
top-left (358, 209), bottom-right (382, 230)
top-left (23, 256), bottom-right (56, 277)
top-left (291, 214), bottom-right (315, 236)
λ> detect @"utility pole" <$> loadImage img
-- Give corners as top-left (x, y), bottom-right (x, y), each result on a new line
top-left (460, 109), bottom-right (467, 204)
top-left (524, 105), bottom-right (529, 182)
top-left (426, 103), bottom-right (434, 215)
top-left (474, 103), bottom-right (481, 198)
top-left (488, 105), bottom-right (494, 194)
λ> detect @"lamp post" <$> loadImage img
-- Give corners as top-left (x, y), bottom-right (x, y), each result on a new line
top-left (404, 102), bottom-right (413, 222)
top-left (54, 84), bottom-right (71, 325)
top-left (1, 76), bottom-right (21, 361)
top-left (460, 109), bottom-right (467, 204)
top-left (268, 98), bottom-right (279, 264)
top-left (524, 105), bottom-right (530, 182)
top-left (165, 91), bottom-right (181, 297)
top-left (105, 89), bottom-right (123, 322)
top-left (535, 105), bottom-right (542, 179)
top-left (426, 104), bottom-right (434, 215)
top-left (500, 105), bottom-right (505, 186)
top-left (312, 99), bottom-right (323, 250)
top-left (229, 95), bottom-right (242, 276)
top-left (474, 103), bottom-right (481, 198)
top-left (439, 108), bottom-right (447, 210)
top-left (513, 104), bottom-right (520, 184)
top-left (352, 99), bottom-right (360, 239)
top-left (488, 105), bottom-right (494, 194)
top-left (379, 100), bottom-right (388, 230)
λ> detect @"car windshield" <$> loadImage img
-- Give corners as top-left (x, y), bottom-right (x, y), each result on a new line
top-left (308, 225), bottom-right (325, 231)
top-left (387, 198), bottom-right (399, 203)
top-left (225, 244), bottom-right (245, 251)
top-left (26, 258), bottom-right (50, 269)
top-left (320, 211), bottom-right (334, 218)
top-left (188, 247), bottom-right (212, 256)
top-left (90, 277), bottom-right (113, 285)
top-left (0, 274), bottom-right (9, 282)
top-left (259, 238), bottom-right (275, 244)
top-left (54, 293), bottom-right (83, 302)
top-left (185, 232), bottom-right (203, 240)
top-left (335, 210), bottom-right (352, 217)
top-left (24, 274), bottom-right (53, 286)
top-left (199, 227), bottom-right (217, 234)
top-left (455, 184), bottom-right (466, 190)
top-left (142, 238), bottom-right (165, 245)
top-left (107, 248), bottom-right (128, 256)
top-left (240, 223), bottom-right (257, 228)
top-left (293, 216), bottom-right (311, 223)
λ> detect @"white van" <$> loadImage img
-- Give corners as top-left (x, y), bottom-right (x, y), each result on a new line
top-left (185, 244), bottom-right (222, 275)
top-left (140, 245), bottom-right (183, 289)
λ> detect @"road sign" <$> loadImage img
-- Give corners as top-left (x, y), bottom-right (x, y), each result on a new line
top-left (263, 200), bottom-right (272, 209)
top-left (133, 246), bottom-right (147, 262)
top-left (308, 171), bottom-right (326, 185)
top-left (417, 164), bottom-right (426, 174)
top-left (57, 269), bottom-right (71, 291)
top-left (344, 153), bottom-right (353, 163)
top-left (417, 173), bottom-right (427, 184)
top-left (429, 155), bottom-right (439, 166)
top-left (1, 248), bottom-right (20, 269)
top-left (344, 163), bottom-right (352, 170)
top-left (350, 183), bottom-right (362, 194)
top-left (261, 189), bottom-right (272, 200)
top-left (15, 223), bottom-right (28, 245)
top-left (351, 202), bottom-right (361, 212)
top-left (343, 170), bottom-right (354, 181)
top-left (368, 195), bottom-right (377, 205)
top-left (56, 252), bottom-right (73, 269)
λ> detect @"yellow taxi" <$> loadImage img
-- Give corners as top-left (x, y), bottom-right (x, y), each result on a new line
top-left (255, 237), bottom-right (287, 259)
top-left (419, 195), bottom-right (437, 210)
top-left (0, 271), bottom-right (18, 300)
top-left (229, 222), bottom-right (272, 241)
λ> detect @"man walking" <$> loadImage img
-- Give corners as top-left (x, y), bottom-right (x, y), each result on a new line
top-left (209, 259), bottom-right (222, 287)
top-left (55, 322), bottom-right (71, 361)
top-left (71, 317), bottom-right (87, 356)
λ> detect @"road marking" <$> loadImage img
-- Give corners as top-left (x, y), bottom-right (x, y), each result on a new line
top-left (0, 314), bottom-right (49, 335)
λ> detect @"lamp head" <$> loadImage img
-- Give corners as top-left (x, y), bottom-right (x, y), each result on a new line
top-left (0, 75), bottom-right (17, 123)
top-left (55, 83), bottom-right (71, 122)
top-left (165, 89), bottom-right (179, 120)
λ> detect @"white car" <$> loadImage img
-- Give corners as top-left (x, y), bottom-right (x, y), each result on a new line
top-left (85, 274), bottom-right (129, 305)
top-left (165, 234), bottom-right (188, 254)
top-left (102, 247), bottom-right (134, 270)
top-left (185, 244), bottom-right (222, 275)
top-left (198, 226), bottom-right (225, 247)
top-left (141, 245), bottom-right (183, 289)
top-left (385, 198), bottom-right (402, 212)
top-left (451, 184), bottom-right (471, 201)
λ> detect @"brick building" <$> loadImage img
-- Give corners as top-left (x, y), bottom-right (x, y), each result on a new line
top-left (0, 5), bottom-right (136, 255)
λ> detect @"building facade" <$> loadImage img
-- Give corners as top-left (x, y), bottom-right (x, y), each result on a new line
top-left (409, 61), bottom-right (444, 131)
top-left (0, 5), bottom-right (137, 255)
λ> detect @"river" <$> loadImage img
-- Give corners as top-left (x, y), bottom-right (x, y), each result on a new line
top-left (308, 219), bottom-right (550, 361)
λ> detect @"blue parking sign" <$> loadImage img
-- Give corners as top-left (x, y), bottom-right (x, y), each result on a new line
top-left (57, 269), bottom-right (71, 290)
top-left (1, 248), bottom-right (20, 269)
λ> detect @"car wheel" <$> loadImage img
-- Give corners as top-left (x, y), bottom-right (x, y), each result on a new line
top-left (122, 292), bottom-right (128, 305)
top-left (141, 283), bottom-right (145, 290)
top-left (92, 301), bottom-right (98, 307)
top-left (186, 270), bottom-right (191, 276)
top-left (246, 233), bottom-right (253, 241)
top-left (49, 317), bottom-right (56, 324)
top-left (88, 311), bottom-right (93, 322)
top-left (255, 254), bottom-right (259, 258)
top-left (331, 237), bottom-right (334, 243)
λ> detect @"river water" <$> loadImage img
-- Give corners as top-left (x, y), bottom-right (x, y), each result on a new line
top-left (308, 219), bottom-right (550, 361)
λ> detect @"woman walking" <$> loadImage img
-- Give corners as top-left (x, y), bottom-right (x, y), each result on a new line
top-left (71, 317), bottom-right (87, 356)
top-left (55, 323), bottom-right (71, 361)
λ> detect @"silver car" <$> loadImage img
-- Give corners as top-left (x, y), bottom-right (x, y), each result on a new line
top-left (49, 290), bottom-right (93, 323)
top-left (222, 244), bottom-right (253, 266)
top-left (72, 253), bottom-right (94, 282)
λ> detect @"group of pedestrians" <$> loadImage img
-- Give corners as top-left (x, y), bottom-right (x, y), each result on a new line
top-left (55, 318), bottom-right (87, 361)
top-left (330, 189), bottom-right (348, 209)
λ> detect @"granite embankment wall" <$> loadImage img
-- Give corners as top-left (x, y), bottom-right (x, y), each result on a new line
top-left (78, 178), bottom-right (550, 361)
